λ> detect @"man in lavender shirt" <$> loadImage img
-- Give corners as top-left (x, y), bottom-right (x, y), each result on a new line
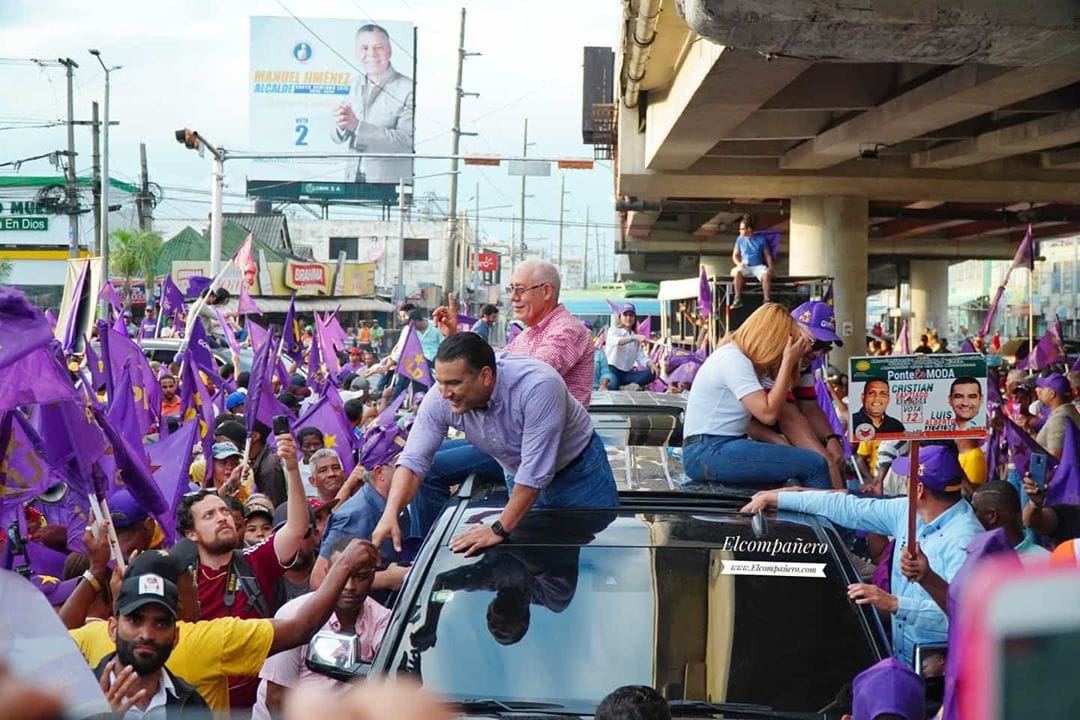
top-left (372, 333), bottom-right (618, 556)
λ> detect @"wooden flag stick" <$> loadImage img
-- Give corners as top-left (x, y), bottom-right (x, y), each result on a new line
top-left (906, 440), bottom-right (921, 557)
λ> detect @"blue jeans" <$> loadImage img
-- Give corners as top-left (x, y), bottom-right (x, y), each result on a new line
top-left (605, 367), bottom-right (656, 390)
top-left (411, 439), bottom-right (505, 537)
top-left (504, 431), bottom-right (619, 509)
top-left (682, 435), bottom-right (832, 489)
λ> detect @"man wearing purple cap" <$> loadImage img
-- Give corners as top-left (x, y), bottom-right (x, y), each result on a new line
top-left (1034, 372), bottom-right (1080, 460)
top-left (601, 303), bottom-right (655, 390)
top-left (742, 445), bottom-right (983, 665)
top-left (750, 301), bottom-right (848, 488)
top-left (846, 658), bottom-right (924, 720)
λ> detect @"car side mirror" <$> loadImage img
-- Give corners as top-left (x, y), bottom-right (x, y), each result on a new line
top-left (304, 629), bottom-right (372, 682)
top-left (914, 642), bottom-right (947, 715)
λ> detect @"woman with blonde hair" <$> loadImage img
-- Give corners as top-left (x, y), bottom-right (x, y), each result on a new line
top-left (682, 303), bottom-right (832, 488)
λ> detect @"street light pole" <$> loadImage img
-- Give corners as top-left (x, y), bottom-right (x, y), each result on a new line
top-left (89, 50), bottom-right (119, 277)
top-left (397, 177), bottom-right (406, 301)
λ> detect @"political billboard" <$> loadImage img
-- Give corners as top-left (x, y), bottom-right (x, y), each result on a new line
top-left (249, 16), bottom-right (415, 184)
top-left (848, 353), bottom-right (988, 442)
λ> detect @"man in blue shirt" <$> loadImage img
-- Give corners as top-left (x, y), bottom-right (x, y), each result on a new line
top-left (730, 216), bottom-right (773, 309)
top-left (741, 445), bottom-right (983, 665)
top-left (472, 304), bottom-right (499, 343)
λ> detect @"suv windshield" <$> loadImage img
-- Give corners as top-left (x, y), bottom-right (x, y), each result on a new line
top-left (382, 509), bottom-right (882, 715)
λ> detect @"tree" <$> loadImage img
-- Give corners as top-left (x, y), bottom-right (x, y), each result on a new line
top-left (109, 228), bottom-right (162, 307)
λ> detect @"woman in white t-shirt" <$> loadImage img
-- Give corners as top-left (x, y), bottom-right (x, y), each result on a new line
top-left (682, 303), bottom-right (831, 488)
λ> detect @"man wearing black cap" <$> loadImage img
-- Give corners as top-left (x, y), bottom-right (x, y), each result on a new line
top-left (742, 446), bottom-right (983, 665)
top-left (95, 569), bottom-right (212, 718)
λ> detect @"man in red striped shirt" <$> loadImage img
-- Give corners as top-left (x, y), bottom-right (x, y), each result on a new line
top-left (504, 260), bottom-right (594, 408)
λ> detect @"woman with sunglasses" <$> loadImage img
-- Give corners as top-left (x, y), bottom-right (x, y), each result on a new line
top-left (682, 303), bottom-right (833, 489)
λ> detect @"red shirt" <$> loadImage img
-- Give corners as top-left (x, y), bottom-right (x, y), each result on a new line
top-left (161, 395), bottom-right (181, 417)
top-left (506, 304), bottom-right (594, 407)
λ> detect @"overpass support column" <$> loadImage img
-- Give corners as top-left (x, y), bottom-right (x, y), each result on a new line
top-left (789, 196), bottom-right (868, 370)
top-left (909, 260), bottom-right (950, 340)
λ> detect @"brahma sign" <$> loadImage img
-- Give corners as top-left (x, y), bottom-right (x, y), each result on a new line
top-left (287, 262), bottom-right (329, 292)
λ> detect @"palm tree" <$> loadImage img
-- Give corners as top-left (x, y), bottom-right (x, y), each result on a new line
top-left (109, 228), bottom-right (163, 308)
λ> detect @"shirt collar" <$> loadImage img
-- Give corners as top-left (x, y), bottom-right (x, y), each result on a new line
top-left (527, 304), bottom-right (568, 335)
top-left (920, 498), bottom-right (968, 535)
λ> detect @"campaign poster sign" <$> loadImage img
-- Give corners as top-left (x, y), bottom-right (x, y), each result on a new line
top-left (848, 353), bottom-right (988, 442)
top-left (249, 16), bottom-right (415, 183)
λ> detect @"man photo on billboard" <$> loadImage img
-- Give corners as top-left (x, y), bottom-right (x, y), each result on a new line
top-left (947, 376), bottom-right (984, 431)
top-left (852, 378), bottom-right (906, 438)
top-left (331, 23), bottom-right (414, 184)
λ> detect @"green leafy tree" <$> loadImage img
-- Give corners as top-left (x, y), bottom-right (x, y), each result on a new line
top-left (109, 228), bottom-right (162, 307)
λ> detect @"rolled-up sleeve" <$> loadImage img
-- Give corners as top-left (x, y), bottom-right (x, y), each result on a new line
top-left (396, 393), bottom-right (450, 479)
top-left (510, 380), bottom-right (567, 490)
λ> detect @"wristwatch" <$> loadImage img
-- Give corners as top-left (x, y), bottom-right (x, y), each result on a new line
top-left (490, 521), bottom-right (511, 539)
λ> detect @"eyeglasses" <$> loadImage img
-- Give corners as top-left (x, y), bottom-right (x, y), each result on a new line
top-left (504, 283), bottom-right (547, 298)
top-left (811, 341), bottom-right (832, 353)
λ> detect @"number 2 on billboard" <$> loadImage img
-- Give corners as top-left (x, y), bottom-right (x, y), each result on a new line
top-left (295, 123), bottom-right (309, 146)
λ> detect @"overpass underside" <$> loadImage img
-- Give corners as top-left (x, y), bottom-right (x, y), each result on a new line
top-left (609, 0), bottom-right (1080, 361)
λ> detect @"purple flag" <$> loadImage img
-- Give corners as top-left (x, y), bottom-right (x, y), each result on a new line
top-left (186, 320), bottom-right (223, 384)
top-left (91, 405), bottom-right (168, 518)
top-left (666, 347), bottom-right (696, 370)
top-left (1018, 326), bottom-right (1066, 371)
top-left (281, 296), bottom-right (304, 364)
top-left (667, 361), bottom-right (701, 385)
top-left (637, 316), bottom-right (652, 338)
top-left (979, 225), bottom-right (1034, 337)
top-left (0, 287), bottom-right (55, 370)
top-left (358, 392), bottom-right (407, 469)
top-left (306, 326), bottom-right (328, 392)
top-left (44, 308), bottom-right (58, 330)
top-left (604, 299), bottom-right (620, 316)
top-left (61, 260), bottom-right (89, 354)
top-left (395, 323), bottom-right (434, 387)
top-left (815, 374), bottom-right (853, 460)
top-left (0, 344), bottom-right (79, 412)
top-left (212, 307), bottom-right (242, 356)
top-left (314, 312), bottom-right (341, 379)
top-left (98, 282), bottom-right (123, 312)
top-left (37, 396), bottom-right (109, 486)
top-left (178, 349), bottom-right (215, 463)
top-left (895, 319), bottom-right (911, 355)
top-left (986, 369), bottom-right (1003, 410)
top-left (984, 423), bottom-right (1006, 483)
top-left (106, 359), bottom-right (150, 449)
top-left (98, 322), bottom-right (160, 432)
top-left (0, 411), bottom-right (54, 509)
top-left (941, 529), bottom-right (1020, 720)
top-left (1045, 420), bottom-right (1080, 507)
top-left (1072, 353), bottom-right (1080, 373)
top-left (246, 333), bottom-right (290, 436)
top-left (960, 339), bottom-right (976, 353)
top-left (237, 283), bottom-right (263, 316)
top-left (293, 386), bottom-right (356, 475)
top-left (697, 266), bottom-right (712, 318)
top-left (247, 319), bottom-right (269, 351)
top-left (145, 420), bottom-right (199, 543)
top-left (184, 275), bottom-right (212, 301)
top-left (758, 230), bottom-right (781, 262)
top-left (160, 275), bottom-right (186, 321)
top-left (1003, 416), bottom-right (1055, 478)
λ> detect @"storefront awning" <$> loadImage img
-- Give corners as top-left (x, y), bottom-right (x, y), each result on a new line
top-left (248, 296), bottom-right (395, 313)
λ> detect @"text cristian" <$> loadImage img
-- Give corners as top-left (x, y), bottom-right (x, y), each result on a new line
top-left (721, 536), bottom-right (828, 556)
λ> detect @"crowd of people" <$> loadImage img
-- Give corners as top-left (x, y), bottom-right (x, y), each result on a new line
top-left (2, 223), bottom-right (1079, 720)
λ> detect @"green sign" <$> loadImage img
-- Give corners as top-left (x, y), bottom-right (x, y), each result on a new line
top-left (0, 217), bottom-right (48, 231)
top-left (848, 353), bottom-right (988, 442)
top-left (300, 182), bottom-right (346, 197)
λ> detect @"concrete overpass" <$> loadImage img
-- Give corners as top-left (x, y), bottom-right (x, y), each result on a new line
top-left (600, 0), bottom-right (1080, 365)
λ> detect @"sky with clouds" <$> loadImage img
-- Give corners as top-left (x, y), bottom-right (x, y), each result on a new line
top-left (0, 0), bottom-right (621, 280)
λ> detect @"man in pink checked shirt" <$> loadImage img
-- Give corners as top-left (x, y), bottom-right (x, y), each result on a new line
top-left (503, 259), bottom-right (594, 408)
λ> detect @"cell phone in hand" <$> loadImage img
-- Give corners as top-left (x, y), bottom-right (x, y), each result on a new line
top-left (272, 414), bottom-right (291, 436)
top-left (1029, 453), bottom-right (1049, 489)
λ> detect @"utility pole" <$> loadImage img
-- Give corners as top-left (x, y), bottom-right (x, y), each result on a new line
top-left (137, 143), bottom-right (152, 231)
top-left (90, 50), bottom-right (120, 278)
top-left (582, 206), bottom-right (590, 290)
top-left (59, 58), bottom-right (80, 258)
top-left (91, 102), bottom-right (102, 257)
top-left (593, 214), bottom-right (602, 286)
top-left (517, 118), bottom-right (528, 267)
top-left (557, 174), bottom-right (566, 274)
top-left (472, 181), bottom-right (481, 299)
top-left (444, 6), bottom-right (478, 298)
top-left (396, 178), bottom-right (406, 301)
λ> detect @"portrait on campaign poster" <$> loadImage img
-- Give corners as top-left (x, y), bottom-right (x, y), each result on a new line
top-left (249, 16), bottom-right (416, 184)
top-left (848, 354), bottom-right (988, 442)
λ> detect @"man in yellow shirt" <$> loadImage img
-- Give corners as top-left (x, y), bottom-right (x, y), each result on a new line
top-left (68, 540), bottom-right (378, 713)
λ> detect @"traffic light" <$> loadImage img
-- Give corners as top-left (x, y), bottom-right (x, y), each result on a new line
top-left (174, 128), bottom-right (200, 151)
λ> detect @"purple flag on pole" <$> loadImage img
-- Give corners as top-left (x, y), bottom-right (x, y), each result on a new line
top-left (44, 308), bottom-right (58, 330)
top-left (160, 275), bottom-right (186, 321)
top-left (637, 316), bottom-right (652, 338)
top-left (0, 286), bottom-right (55, 370)
top-left (0, 411), bottom-right (54, 508)
top-left (178, 349), bottom-right (215, 463)
top-left (960, 339), bottom-right (976, 353)
top-left (667, 361), bottom-right (701, 385)
top-left (98, 322), bottom-right (160, 431)
top-left (91, 406), bottom-right (169, 519)
top-left (1045, 420), bottom-right (1080, 507)
top-left (0, 344), bottom-right (79, 412)
top-left (1003, 416), bottom-right (1055, 478)
top-left (145, 419), bottom-right (199, 543)
top-left (697, 266), bottom-right (712, 318)
top-left (815, 374), bottom-right (853, 460)
top-left (98, 282), bottom-right (123, 312)
top-left (306, 326), bottom-right (328, 392)
top-left (895, 319), bottom-right (911, 355)
top-left (237, 282), bottom-right (263, 316)
top-left (106, 359), bottom-right (150, 449)
top-left (212, 307), bottom-right (242, 356)
top-left (358, 392), bottom-right (407, 469)
top-left (979, 225), bottom-right (1033, 337)
top-left (281, 296), bottom-right (304, 364)
top-left (1018, 326), bottom-right (1066, 371)
top-left (395, 324), bottom-right (434, 387)
top-left (604, 299), bottom-right (620, 316)
top-left (186, 320), bottom-right (223, 384)
top-left (61, 260), bottom-right (89, 354)
top-left (293, 386), bottom-right (356, 475)
top-left (37, 396), bottom-right (110, 486)
top-left (246, 333), bottom-right (290, 436)
top-left (247, 319), bottom-right (269, 351)
top-left (184, 275), bottom-right (212, 301)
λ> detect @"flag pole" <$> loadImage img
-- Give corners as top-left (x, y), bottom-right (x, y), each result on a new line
top-left (1027, 265), bottom-right (1035, 376)
top-left (906, 440), bottom-right (920, 557)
